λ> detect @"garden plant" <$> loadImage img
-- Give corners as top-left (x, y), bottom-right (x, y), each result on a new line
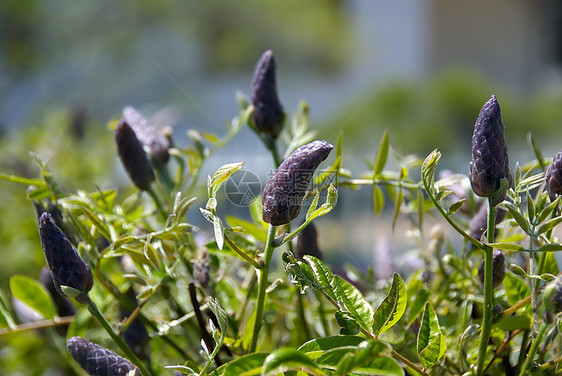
top-left (1, 50), bottom-right (562, 375)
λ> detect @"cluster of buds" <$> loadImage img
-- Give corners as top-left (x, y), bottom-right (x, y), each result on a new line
top-left (294, 222), bottom-right (323, 260)
top-left (67, 336), bottom-right (139, 376)
top-left (39, 213), bottom-right (93, 303)
top-left (250, 50), bottom-right (285, 139)
top-left (545, 150), bottom-right (562, 201)
top-left (468, 95), bottom-right (512, 206)
top-left (262, 140), bottom-right (333, 225)
top-left (478, 249), bottom-right (506, 288)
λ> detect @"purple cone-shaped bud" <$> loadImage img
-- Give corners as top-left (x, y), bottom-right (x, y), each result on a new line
top-left (67, 337), bottom-right (140, 376)
top-left (251, 50), bottom-right (285, 138)
top-left (39, 213), bottom-right (93, 297)
top-left (122, 106), bottom-right (170, 164)
top-left (262, 140), bottom-right (333, 225)
top-left (546, 150), bottom-right (562, 200)
top-left (294, 222), bottom-right (323, 260)
top-left (478, 250), bottom-right (506, 288)
top-left (469, 95), bottom-right (512, 206)
top-left (115, 120), bottom-right (155, 191)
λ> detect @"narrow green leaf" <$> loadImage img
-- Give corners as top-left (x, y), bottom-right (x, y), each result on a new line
top-left (373, 186), bottom-right (384, 216)
top-left (526, 191), bottom-right (535, 224)
top-left (208, 297), bottom-right (228, 334)
top-left (537, 197), bottom-right (559, 224)
top-left (209, 162), bottom-right (245, 198)
top-left (306, 191), bottom-right (321, 220)
top-left (26, 185), bottom-right (52, 200)
top-left (514, 162), bottom-right (521, 188)
top-left (303, 255), bottom-right (341, 303)
top-left (299, 336), bottom-right (365, 360)
top-left (537, 243), bottom-right (562, 252)
top-left (0, 173), bottom-right (46, 186)
top-left (0, 289), bottom-right (16, 329)
top-left (224, 353), bottom-right (269, 376)
top-left (374, 131), bottom-right (389, 176)
top-left (542, 251), bottom-right (559, 275)
top-left (503, 203), bottom-right (531, 234)
top-left (488, 242), bottom-right (526, 252)
top-left (10, 275), bottom-right (57, 320)
top-left (537, 216), bottom-right (562, 235)
top-left (458, 325), bottom-right (478, 370)
top-left (421, 149), bottom-right (441, 195)
top-left (213, 216), bottom-right (224, 250)
top-left (528, 132), bottom-right (546, 172)
top-left (408, 288), bottom-right (430, 325)
top-left (335, 275), bottom-right (374, 330)
top-left (82, 208), bottom-right (111, 242)
top-left (504, 273), bottom-right (530, 309)
top-left (373, 273), bottom-right (407, 336)
top-left (447, 199), bottom-right (466, 215)
top-left (435, 190), bottom-right (453, 202)
top-left (417, 303), bottom-right (446, 369)
top-left (392, 188), bottom-right (403, 231)
top-left (261, 348), bottom-right (320, 376)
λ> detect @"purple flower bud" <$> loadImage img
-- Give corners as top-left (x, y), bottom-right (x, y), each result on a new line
top-left (39, 213), bottom-right (93, 298)
top-left (67, 336), bottom-right (139, 376)
top-left (546, 150), bottom-right (562, 200)
top-left (122, 106), bottom-right (171, 164)
top-left (295, 222), bottom-right (323, 260)
top-left (40, 267), bottom-right (76, 318)
top-left (469, 95), bottom-right (512, 206)
top-left (478, 250), bottom-right (506, 288)
top-left (251, 50), bottom-right (285, 138)
top-left (115, 120), bottom-right (155, 191)
top-left (262, 140), bottom-right (333, 225)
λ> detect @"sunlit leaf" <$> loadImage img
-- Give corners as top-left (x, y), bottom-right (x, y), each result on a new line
top-left (373, 273), bottom-right (407, 336)
top-left (10, 275), bottom-right (56, 320)
top-left (373, 131), bottom-right (389, 177)
top-left (417, 303), bottom-right (446, 369)
top-left (336, 275), bottom-right (374, 330)
top-left (504, 273), bottom-right (530, 309)
top-left (373, 186), bottom-right (384, 216)
top-left (224, 353), bottom-right (269, 376)
top-left (261, 348), bottom-right (320, 376)
top-left (303, 256), bottom-right (341, 303)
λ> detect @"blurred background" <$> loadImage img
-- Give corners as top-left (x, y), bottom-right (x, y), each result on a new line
top-left (2, 1), bottom-right (562, 372)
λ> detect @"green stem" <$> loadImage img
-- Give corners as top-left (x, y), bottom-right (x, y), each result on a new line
top-left (529, 227), bottom-right (538, 335)
top-left (147, 187), bottom-right (167, 221)
top-left (250, 225), bottom-right (277, 352)
top-left (514, 330), bottom-right (530, 376)
top-left (0, 316), bottom-right (74, 336)
top-left (224, 233), bottom-right (263, 269)
top-left (476, 198), bottom-right (496, 376)
top-left (85, 296), bottom-right (152, 376)
top-left (519, 323), bottom-right (548, 375)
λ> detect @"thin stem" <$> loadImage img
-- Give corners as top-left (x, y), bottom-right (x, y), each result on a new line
top-left (476, 198), bottom-right (496, 376)
top-left (0, 316), bottom-right (74, 336)
top-left (341, 178), bottom-right (420, 190)
top-left (529, 225), bottom-right (538, 335)
top-left (518, 323), bottom-right (548, 375)
top-left (224, 233), bottom-right (262, 269)
top-left (85, 296), bottom-right (151, 376)
top-left (514, 330), bottom-right (530, 376)
top-left (250, 225), bottom-right (277, 352)
top-left (501, 295), bottom-right (532, 318)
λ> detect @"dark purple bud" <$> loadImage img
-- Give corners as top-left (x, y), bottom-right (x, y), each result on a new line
top-left (251, 50), bottom-right (285, 138)
top-left (469, 204), bottom-right (506, 246)
top-left (39, 213), bottom-right (93, 298)
top-left (295, 222), bottom-right (323, 260)
top-left (546, 150), bottom-right (562, 201)
top-left (122, 106), bottom-right (171, 164)
top-left (468, 95), bottom-right (512, 206)
top-left (262, 140), bottom-right (333, 225)
top-left (193, 247), bottom-right (211, 287)
top-left (478, 250), bottom-right (506, 288)
top-left (543, 276), bottom-right (562, 314)
top-left (115, 120), bottom-right (155, 191)
top-left (40, 267), bottom-right (76, 318)
top-left (67, 336), bottom-right (139, 376)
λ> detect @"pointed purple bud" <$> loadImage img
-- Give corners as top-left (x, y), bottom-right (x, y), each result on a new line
top-left (67, 337), bottom-right (139, 376)
top-left (295, 222), bottom-right (323, 260)
top-left (115, 120), bottom-right (155, 191)
top-left (546, 150), bottom-right (562, 200)
top-left (122, 106), bottom-right (171, 164)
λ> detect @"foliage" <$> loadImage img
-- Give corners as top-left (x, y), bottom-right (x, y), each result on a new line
top-left (1, 59), bottom-right (562, 376)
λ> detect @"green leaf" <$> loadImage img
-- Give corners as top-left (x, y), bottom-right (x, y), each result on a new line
top-left (309, 184), bottom-right (338, 220)
top-left (435, 190), bottom-right (453, 202)
top-left (458, 325), bottom-right (478, 370)
top-left (541, 251), bottom-right (559, 275)
top-left (528, 132), bottom-right (546, 171)
top-left (417, 303), bottom-right (446, 369)
top-left (209, 162), bottom-right (245, 198)
top-left (306, 191), bottom-right (321, 220)
top-left (373, 273), bottom-right (407, 336)
top-left (417, 189), bottom-right (424, 229)
top-left (537, 243), bottom-right (562, 252)
top-left (10, 275), bottom-right (57, 320)
top-left (213, 216), bottom-right (224, 250)
top-left (373, 186), bottom-right (385, 216)
top-left (497, 315), bottom-right (532, 331)
top-left (299, 336), bottom-right (366, 360)
top-left (392, 188), bottom-right (403, 231)
top-left (224, 353), bottom-right (269, 376)
top-left (537, 197), bottom-right (559, 224)
top-left (408, 288), bottom-right (430, 325)
top-left (526, 190), bottom-right (535, 224)
top-left (82, 207), bottom-right (112, 242)
top-left (488, 242), bottom-right (526, 252)
top-left (261, 348), bottom-right (320, 376)
top-left (421, 149), bottom-right (441, 196)
top-left (0, 289), bottom-right (16, 329)
top-left (537, 216), bottom-right (562, 235)
top-left (208, 297), bottom-right (228, 334)
top-left (504, 273), bottom-right (530, 309)
top-left (447, 199), bottom-right (466, 215)
top-left (374, 131), bottom-right (389, 176)
top-left (335, 275), bottom-right (374, 330)
top-left (335, 311), bottom-right (361, 335)
top-left (0, 173), bottom-right (46, 187)
top-left (503, 202), bottom-right (531, 234)
top-left (303, 255), bottom-right (341, 302)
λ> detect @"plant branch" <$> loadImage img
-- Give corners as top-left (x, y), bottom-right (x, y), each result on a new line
top-left (0, 316), bottom-right (74, 336)
top-left (224, 233), bottom-right (262, 269)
